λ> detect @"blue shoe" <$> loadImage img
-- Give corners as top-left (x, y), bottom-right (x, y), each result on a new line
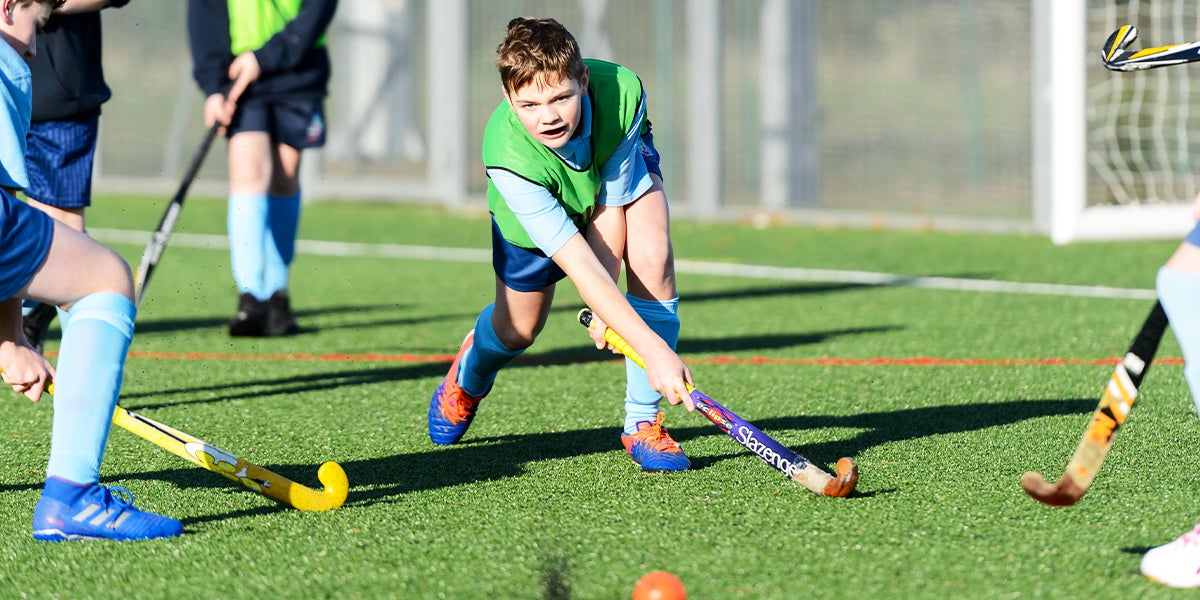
top-left (428, 331), bottom-right (487, 445)
top-left (33, 484), bottom-right (183, 542)
top-left (621, 412), bottom-right (691, 472)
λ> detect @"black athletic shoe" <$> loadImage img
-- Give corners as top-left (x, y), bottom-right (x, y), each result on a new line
top-left (266, 290), bottom-right (299, 336)
top-left (228, 293), bottom-right (267, 337)
top-left (22, 302), bottom-right (57, 353)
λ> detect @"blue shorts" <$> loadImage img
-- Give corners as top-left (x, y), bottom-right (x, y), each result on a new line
top-left (1187, 220), bottom-right (1200, 247)
top-left (491, 218), bottom-right (567, 292)
top-left (0, 189), bottom-right (54, 300)
top-left (640, 127), bottom-right (663, 180)
top-left (24, 111), bottom-right (100, 208)
top-left (228, 97), bottom-right (327, 149)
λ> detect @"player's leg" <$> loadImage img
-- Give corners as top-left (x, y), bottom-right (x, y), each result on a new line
top-left (1144, 228), bottom-right (1200, 583)
top-left (226, 128), bottom-right (274, 336)
top-left (429, 220), bottom-right (560, 445)
top-left (16, 217), bottom-right (181, 541)
top-left (613, 176), bottom-right (687, 471)
top-left (20, 113), bottom-right (100, 350)
top-left (262, 142), bottom-right (302, 336)
top-left (259, 97), bottom-right (326, 336)
top-left (428, 281), bottom-right (551, 445)
top-left (1155, 234), bottom-right (1200, 413)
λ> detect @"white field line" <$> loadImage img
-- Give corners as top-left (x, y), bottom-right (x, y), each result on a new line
top-left (90, 228), bottom-right (1157, 301)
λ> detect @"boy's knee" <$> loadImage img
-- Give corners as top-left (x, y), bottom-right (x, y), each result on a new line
top-left (496, 328), bottom-right (537, 351)
top-left (94, 248), bottom-right (134, 300)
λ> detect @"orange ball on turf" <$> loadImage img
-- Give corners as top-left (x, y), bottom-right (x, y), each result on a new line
top-left (632, 570), bottom-right (686, 600)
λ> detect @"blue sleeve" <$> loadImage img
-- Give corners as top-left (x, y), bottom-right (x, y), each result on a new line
top-left (596, 90), bottom-right (653, 207)
top-left (488, 168), bottom-right (580, 256)
top-left (0, 48), bottom-right (29, 189)
top-left (187, 0), bottom-right (231, 97)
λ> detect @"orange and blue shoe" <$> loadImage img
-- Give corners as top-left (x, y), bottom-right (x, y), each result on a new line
top-left (32, 482), bottom-right (183, 542)
top-left (621, 412), bottom-right (690, 472)
top-left (428, 331), bottom-right (487, 445)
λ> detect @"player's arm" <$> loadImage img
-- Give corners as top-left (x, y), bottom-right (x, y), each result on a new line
top-left (54, 0), bottom-right (128, 14)
top-left (551, 234), bottom-right (695, 410)
top-left (187, 0), bottom-right (236, 127)
top-left (186, 0), bottom-right (231, 97)
top-left (252, 0), bottom-right (338, 76)
top-left (0, 297), bottom-right (52, 401)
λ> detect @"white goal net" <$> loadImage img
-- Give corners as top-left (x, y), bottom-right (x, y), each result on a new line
top-left (1071, 0), bottom-right (1200, 242)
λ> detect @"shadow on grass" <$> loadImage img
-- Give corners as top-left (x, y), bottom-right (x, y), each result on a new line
top-left (119, 325), bottom-right (898, 408)
top-left (119, 362), bottom-right (451, 408)
top-left (326, 396), bottom-right (1096, 508)
top-left (0, 396), bottom-right (1094, 526)
top-left (131, 302), bottom-right (471, 337)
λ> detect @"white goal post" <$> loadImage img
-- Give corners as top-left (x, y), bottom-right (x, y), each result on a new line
top-left (1040, 0), bottom-right (1197, 244)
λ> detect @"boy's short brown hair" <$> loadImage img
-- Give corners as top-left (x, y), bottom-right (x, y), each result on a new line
top-left (495, 17), bottom-right (587, 94)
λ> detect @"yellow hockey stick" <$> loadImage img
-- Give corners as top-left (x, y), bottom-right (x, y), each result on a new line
top-left (4, 374), bottom-right (348, 511)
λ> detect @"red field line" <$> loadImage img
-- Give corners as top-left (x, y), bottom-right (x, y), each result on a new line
top-left (118, 350), bottom-right (1186, 367)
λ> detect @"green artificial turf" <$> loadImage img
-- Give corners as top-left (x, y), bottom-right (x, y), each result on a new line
top-left (1, 194), bottom-right (1195, 598)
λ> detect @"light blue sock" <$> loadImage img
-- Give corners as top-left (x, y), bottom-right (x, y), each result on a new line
top-left (624, 295), bottom-right (680, 434)
top-left (228, 193), bottom-right (269, 299)
top-left (1158, 267), bottom-right (1200, 416)
top-left (458, 304), bottom-right (524, 397)
top-left (45, 292), bottom-right (135, 484)
top-left (263, 192), bottom-right (301, 295)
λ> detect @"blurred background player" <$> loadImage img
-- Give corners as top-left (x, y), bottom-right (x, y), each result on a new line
top-left (428, 17), bottom-right (696, 472)
top-left (20, 0), bottom-right (130, 351)
top-left (187, 0), bottom-right (338, 336)
top-left (1140, 193), bottom-right (1200, 586)
top-left (0, 0), bottom-right (181, 542)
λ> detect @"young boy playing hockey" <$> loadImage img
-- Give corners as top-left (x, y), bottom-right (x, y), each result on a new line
top-left (0, 0), bottom-right (181, 541)
top-left (428, 17), bottom-right (697, 471)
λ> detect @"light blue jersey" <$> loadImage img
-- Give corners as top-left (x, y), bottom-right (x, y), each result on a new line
top-left (0, 41), bottom-right (31, 190)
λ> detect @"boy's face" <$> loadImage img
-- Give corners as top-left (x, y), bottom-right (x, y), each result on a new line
top-left (0, 0), bottom-right (50, 59)
top-left (505, 71), bottom-right (588, 150)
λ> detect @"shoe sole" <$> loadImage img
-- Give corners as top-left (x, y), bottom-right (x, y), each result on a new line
top-left (1143, 573), bottom-right (1200, 589)
top-left (33, 527), bottom-right (180, 542)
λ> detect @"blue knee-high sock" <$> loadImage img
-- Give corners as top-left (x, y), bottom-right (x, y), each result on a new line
top-left (1158, 267), bottom-right (1200, 416)
top-left (458, 304), bottom-right (524, 397)
top-left (45, 292), bottom-right (135, 485)
top-left (228, 193), bottom-right (269, 299)
top-left (263, 192), bottom-right (301, 295)
top-left (624, 295), bottom-right (680, 434)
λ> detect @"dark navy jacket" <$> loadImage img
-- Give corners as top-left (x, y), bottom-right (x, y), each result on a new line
top-left (28, 0), bottom-right (130, 122)
top-left (186, 0), bottom-right (338, 101)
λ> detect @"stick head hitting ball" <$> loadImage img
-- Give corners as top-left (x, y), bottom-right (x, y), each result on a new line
top-left (632, 571), bottom-right (686, 600)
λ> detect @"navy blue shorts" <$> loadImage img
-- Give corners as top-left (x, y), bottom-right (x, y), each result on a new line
top-left (491, 218), bottom-right (567, 292)
top-left (0, 189), bottom-right (53, 300)
top-left (228, 97), bottom-right (327, 149)
top-left (24, 111), bottom-right (100, 208)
